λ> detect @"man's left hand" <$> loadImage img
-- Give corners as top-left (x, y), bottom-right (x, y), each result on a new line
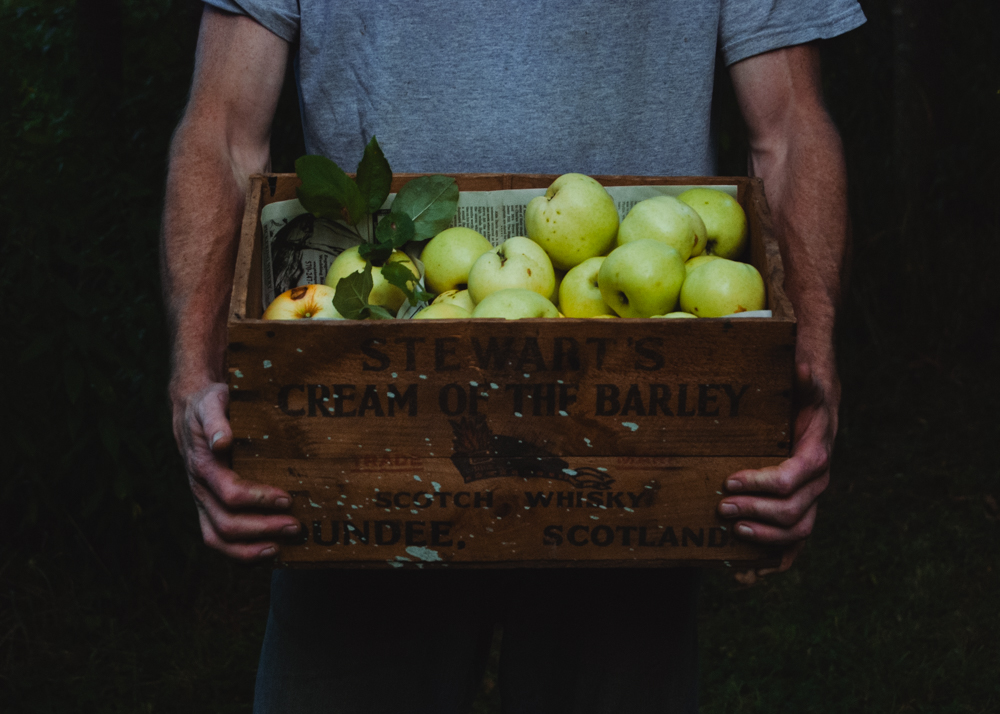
top-left (719, 358), bottom-right (840, 579)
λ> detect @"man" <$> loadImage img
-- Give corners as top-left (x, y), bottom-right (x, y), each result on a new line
top-left (161, 2), bottom-right (864, 711)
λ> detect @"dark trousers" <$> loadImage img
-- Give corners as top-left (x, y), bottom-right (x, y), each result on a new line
top-left (254, 567), bottom-right (699, 714)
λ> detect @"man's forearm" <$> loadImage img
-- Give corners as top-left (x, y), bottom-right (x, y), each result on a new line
top-left (745, 88), bottom-right (849, 383)
top-left (161, 122), bottom-right (247, 400)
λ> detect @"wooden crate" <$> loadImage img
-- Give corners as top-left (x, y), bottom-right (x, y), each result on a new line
top-left (227, 174), bottom-right (795, 568)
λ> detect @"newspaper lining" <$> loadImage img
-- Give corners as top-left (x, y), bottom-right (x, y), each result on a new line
top-left (259, 183), bottom-right (740, 315)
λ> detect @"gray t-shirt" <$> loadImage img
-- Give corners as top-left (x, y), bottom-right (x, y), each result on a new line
top-left (205, 0), bottom-right (864, 176)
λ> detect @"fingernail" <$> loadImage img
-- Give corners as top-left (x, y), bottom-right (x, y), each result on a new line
top-left (282, 524), bottom-right (300, 535)
top-left (260, 547), bottom-right (276, 558)
top-left (210, 431), bottom-right (224, 449)
top-left (725, 479), bottom-right (742, 492)
top-left (275, 497), bottom-right (291, 508)
top-left (719, 503), bottom-right (738, 517)
top-left (737, 524), bottom-right (754, 537)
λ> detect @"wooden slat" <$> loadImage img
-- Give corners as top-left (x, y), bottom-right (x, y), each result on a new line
top-left (228, 317), bottom-right (794, 459)
top-left (229, 178), bottom-right (265, 321)
top-left (237, 455), bottom-right (782, 567)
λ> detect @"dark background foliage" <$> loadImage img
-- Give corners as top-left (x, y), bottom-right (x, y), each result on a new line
top-left (1, 1), bottom-right (997, 711)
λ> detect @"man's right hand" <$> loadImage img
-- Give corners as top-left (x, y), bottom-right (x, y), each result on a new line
top-left (161, 9), bottom-right (293, 561)
top-left (172, 382), bottom-right (300, 562)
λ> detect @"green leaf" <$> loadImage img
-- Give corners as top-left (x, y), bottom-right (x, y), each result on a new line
top-left (295, 155), bottom-right (366, 225)
top-left (331, 262), bottom-right (398, 319)
top-left (390, 175), bottom-right (459, 241)
top-left (332, 262), bottom-right (375, 319)
top-left (381, 260), bottom-right (433, 306)
top-left (365, 305), bottom-right (396, 320)
top-left (375, 211), bottom-right (415, 248)
top-left (356, 136), bottom-right (392, 213)
top-left (358, 211), bottom-right (414, 263)
top-left (358, 240), bottom-right (394, 264)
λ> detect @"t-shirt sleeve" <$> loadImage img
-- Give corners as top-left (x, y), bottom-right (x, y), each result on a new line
top-left (202, 0), bottom-right (300, 44)
top-left (719, 0), bottom-right (866, 66)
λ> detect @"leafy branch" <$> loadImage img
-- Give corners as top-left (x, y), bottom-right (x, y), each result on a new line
top-left (294, 137), bottom-right (458, 319)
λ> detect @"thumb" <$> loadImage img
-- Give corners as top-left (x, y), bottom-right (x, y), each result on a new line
top-left (198, 384), bottom-right (233, 453)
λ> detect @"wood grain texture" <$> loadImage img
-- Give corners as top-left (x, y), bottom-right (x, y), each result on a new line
top-left (237, 455), bottom-right (782, 567)
top-left (228, 318), bottom-right (795, 458)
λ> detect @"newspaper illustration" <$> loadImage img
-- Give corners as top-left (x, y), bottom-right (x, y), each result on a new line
top-left (258, 183), bottom-right (743, 315)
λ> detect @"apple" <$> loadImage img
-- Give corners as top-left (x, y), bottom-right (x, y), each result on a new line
top-left (471, 288), bottom-right (560, 319)
top-left (551, 269), bottom-right (565, 307)
top-left (524, 173), bottom-right (620, 270)
top-left (413, 302), bottom-right (471, 320)
top-left (598, 240), bottom-right (686, 318)
top-left (263, 284), bottom-right (344, 320)
top-left (558, 256), bottom-right (616, 318)
top-left (685, 254), bottom-right (722, 276)
top-left (651, 312), bottom-right (697, 318)
top-left (677, 188), bottom-right (748, 259)
top-left (419, 226), bottom-right (493, 294)
top-left (616, 195), bottom-right (707, 261)
top-left (324, 246), bottom-right (418, 313)
top-left (679, 258), bottom-right (766, 317)
top-left (467, 236), bottom-right (556, 304)
top-left (432, 289), bottom-right (476, 313)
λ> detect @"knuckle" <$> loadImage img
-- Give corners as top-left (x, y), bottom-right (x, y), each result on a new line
top-left (777, 501), bottom-right (804, 527)
top-left (792, 517), bottom-right (815, 539)
top-left (213, 513), bottom-right (244, 540)
top-left (201, 525), bottom-right (223, 550)
top-left (808, 445), bottom-right (831, 474)
top-left (772, 472), bottom-right (797, 497)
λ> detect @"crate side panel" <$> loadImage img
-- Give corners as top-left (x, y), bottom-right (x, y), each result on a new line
top-left (228, 319), bottom-right (794, 459)
top-left (236, 455), bottom-right (782, 566)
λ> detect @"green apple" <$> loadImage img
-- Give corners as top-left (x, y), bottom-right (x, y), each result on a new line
top-left (419, 226), bottom-right (493, 294)
top-left (616, 195), bottom-right (707, 261)
top-left (413, 302), bottom-right (471, 319)
top-left (652, 312), bottom-right (697, 318)
top-left (263, 284), bottom-right (344, 319)
top-left (432, 289), bottom-right (476, 313)
top-left (558, 256), bottom-right (616, 318)
top-left (471, 288), bottom-right (560, 319)
top-left (466, 236), bottom-right (556, 304)
top-left (524, 173), bottom-right (620, 270)
top-left (679, 258), bottom-right (766, 317)
top-left (677, 188), bottom-right (748, 259)
top-left (324, 246), bottom-right (417, 313)
top-left (551, 269), bottom-right (565, 307)
top-left (598, 240), bottom-right (686, 318)
top-left (685, 254), bottom-right (722, 276)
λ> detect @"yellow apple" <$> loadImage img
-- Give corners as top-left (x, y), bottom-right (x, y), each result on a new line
top-left (616, 195), bottom-right (707, 261)
top-left (432, 289), bottom-right (476, 312)
top-left (598, 240), bottom-right (686, 318)
top-left (263, 284), bottom-right (344, 320)
top-left (419, 227), bottom-right (493, 294)
top-left (651, 312), bottom-right (697, 318)
top-left (413, 302), bottom-right (471, 319)
top-left (324, 246), bottom-right (417, 313)
top-left (677, 188), bottom-right (748, 259)
top-left (685, 254), bottom-right (722, 276)
top-left (679, 258), bottom-right (766, 317)
top-left (558, 256), bottom-right (616, 318)
top-left (551, 269), bottom-right (565, 307)
top-left (467, 236), bottom-right (556, 304)
top-left (471, 288), bottom-right (560, 319)
top-left (524, 173), bottom-right (620, 270)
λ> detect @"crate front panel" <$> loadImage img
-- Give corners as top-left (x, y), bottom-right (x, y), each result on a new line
top-left (236, 454), bottom-right (782, 566)
top-left (228, 318), bottom-right (794, 459)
